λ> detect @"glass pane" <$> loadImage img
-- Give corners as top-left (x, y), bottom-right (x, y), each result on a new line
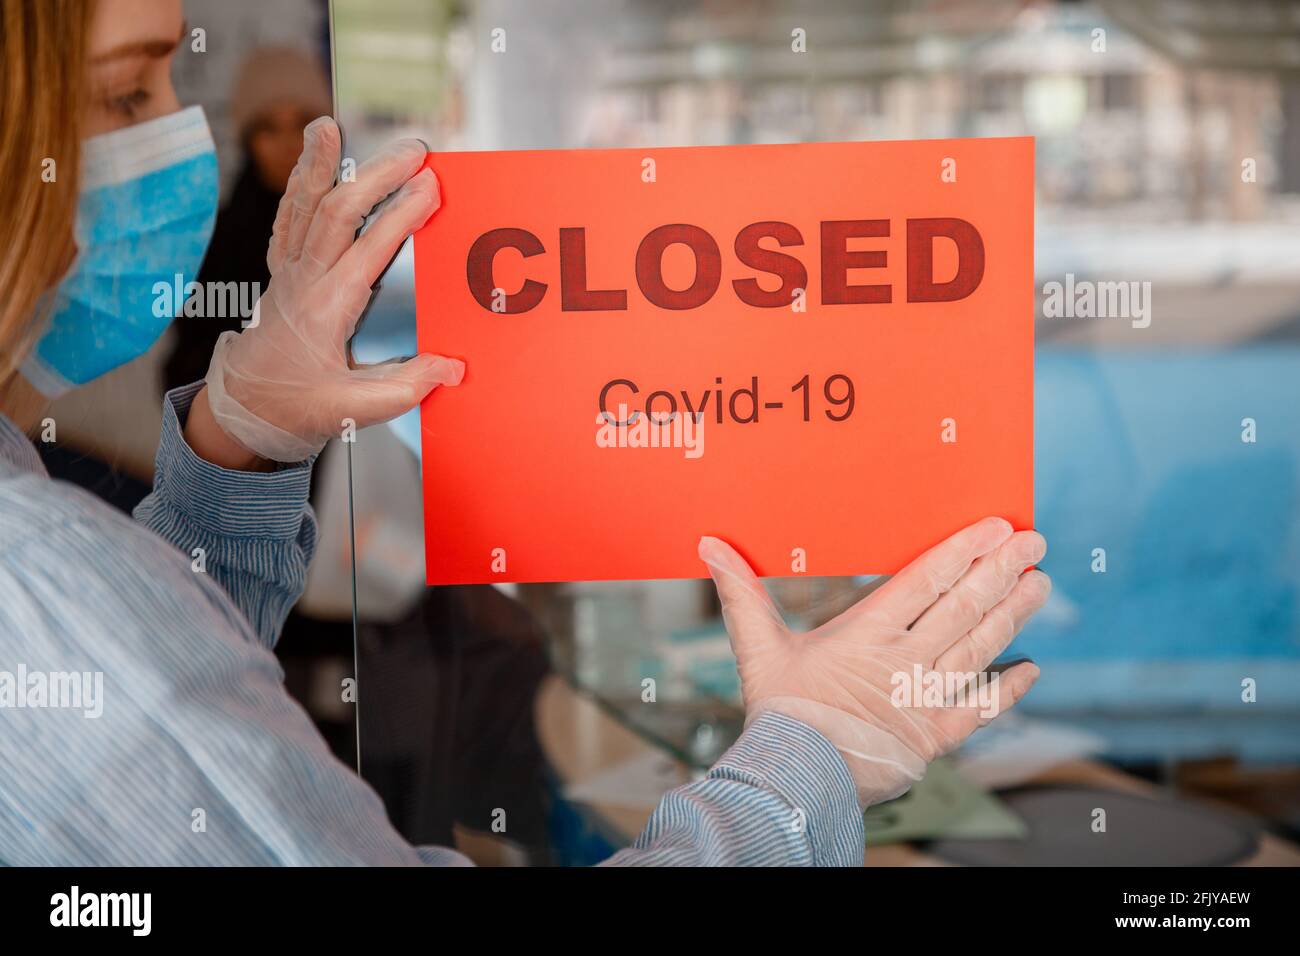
top-left (329, 0), bottom-right (1300, 866)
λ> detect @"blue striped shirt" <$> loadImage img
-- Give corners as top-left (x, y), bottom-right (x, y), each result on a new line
top-left (0, 383), bottom-right (863, 866)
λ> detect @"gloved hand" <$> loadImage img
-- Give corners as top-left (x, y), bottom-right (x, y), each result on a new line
top-left (699, 517), bottom-right (1050, 808)
top-left (204, 116), bottom-right (463, 462)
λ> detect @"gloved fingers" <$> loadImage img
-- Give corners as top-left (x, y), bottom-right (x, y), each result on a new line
top-left (839, 516), bottom-right (1012, 632)
top-left (697, 535), bottom-right (787, 653)
top-left (333, 353), bottom-right (465, 430)
top-left (907, 530), bottom-right (1046, 660)
top-left (329, 168), bottom-right (440, 339)
top-left (925, 659), bottom-right (1039, 745)
top-left (268, 116), bottom-right (340, 274)
top-left (299, 137), bottom-right (428, 279)
top-left (323, 173), bottom-right (438, 342)
top-left (932, 569), bottom-right (1051, 686)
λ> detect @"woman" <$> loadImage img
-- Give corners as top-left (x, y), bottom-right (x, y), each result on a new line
top-left (0, 0), bottom-right (1051, 866)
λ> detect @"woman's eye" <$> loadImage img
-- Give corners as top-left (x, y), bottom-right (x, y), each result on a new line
top-left (107, 89), bottom-right (150, 119)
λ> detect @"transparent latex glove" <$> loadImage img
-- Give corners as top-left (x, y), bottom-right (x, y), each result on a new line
top-left (204, 116), bottom-right (463, 462)
top-left (699, 517), bottom-right (1050, 808)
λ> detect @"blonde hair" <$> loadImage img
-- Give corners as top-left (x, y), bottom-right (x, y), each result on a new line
top-left (0, 0), bottom-right (91, 407)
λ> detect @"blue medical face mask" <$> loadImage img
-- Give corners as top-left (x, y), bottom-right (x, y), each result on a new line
top-left (23, 105), bottom-right (219, 396)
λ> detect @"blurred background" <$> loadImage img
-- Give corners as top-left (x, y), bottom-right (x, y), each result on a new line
top-left (48, 0), bottom-right (1300, 865)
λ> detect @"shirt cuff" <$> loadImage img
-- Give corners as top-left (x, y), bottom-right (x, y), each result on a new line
top-left (151, 382), bottom-right (314, 540)
top-left (709, 711), bottom-right (865, 865)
